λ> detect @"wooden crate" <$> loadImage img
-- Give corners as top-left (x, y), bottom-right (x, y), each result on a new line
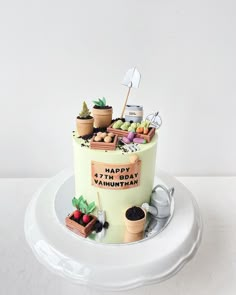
top-left (90, 134), bottom-right (118, 150)
top-left (107, 123), bottom-right (156, 143)
top-left (65, 213), bottom-right (97, 238)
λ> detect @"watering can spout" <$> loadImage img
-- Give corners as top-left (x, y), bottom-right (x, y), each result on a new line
top-left (141, 203), bottom-right (158, 217)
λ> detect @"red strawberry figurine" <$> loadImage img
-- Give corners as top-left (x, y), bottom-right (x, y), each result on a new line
top-left (82, 214), bottom-right (90, 224)
top-left (74, 210), bottom-right (82, 219)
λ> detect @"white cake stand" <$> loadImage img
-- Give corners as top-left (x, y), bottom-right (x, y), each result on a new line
top-left (24, 169), bottom-right (202, 291)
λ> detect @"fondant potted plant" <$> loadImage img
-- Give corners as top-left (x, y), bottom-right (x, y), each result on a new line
top-left (76, 101), bottom-right (94, 137)
top-left (92, 97), bottom-right (113, 128)
top-left (65, 195), bottom-right (97, 237)
top-left (124, 206), bottom-right (146, 234)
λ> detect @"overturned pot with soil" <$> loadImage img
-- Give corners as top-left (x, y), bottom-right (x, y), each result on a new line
top-left (124, 206), bottom-right (146, 234)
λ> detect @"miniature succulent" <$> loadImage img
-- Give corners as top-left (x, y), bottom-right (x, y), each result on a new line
top-left (79, 101), bottom-right (91, 119)
top-left (93, 97), bottom-right (107, 107)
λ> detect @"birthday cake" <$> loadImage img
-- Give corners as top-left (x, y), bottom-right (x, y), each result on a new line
top-left (66, 68), bottom-right (162, 239)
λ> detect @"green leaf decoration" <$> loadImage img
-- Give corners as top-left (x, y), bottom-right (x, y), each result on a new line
top-left (87, 201), bottom-right (96, 214)
top-left (72, 197), bottom-right (77, 208)
top-left (72, 195), bottom-right (85, 209)
top-left (79, 202), bottom-right (85, 213)
top-left (93, 97), bottom-right (107, 107)
top-left (98, 98), bottom-right (104, 106)
top-left (80, 199), bottom-right (88, 214)
top-left (72, 196), bottom-right (96, 214)
top-left (92, 100), bottom-right (100, 106)
top-left (102, 97), bottom-right (106, 105)
top-left (84, 203), bottom-right (89, 213)
top-left (77, 195), bottom-right (84, 205)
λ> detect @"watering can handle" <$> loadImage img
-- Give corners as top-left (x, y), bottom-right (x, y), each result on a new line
top-left (152, 184), bottom-right (174, 204)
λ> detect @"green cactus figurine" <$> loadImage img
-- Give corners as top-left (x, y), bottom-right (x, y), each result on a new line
top-left (79, 101), bottom-right (91, 119)
top-left (76, 101), bottom-right (94, 136)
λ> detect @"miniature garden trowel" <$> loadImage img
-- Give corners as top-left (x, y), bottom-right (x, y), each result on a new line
top-left (121, 67), bottom-right (141, 118)
top-left (97, 192), bottom-right (105, 224)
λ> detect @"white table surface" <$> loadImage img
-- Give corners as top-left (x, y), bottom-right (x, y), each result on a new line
top-left (1, 176), bottom-right (236, 295)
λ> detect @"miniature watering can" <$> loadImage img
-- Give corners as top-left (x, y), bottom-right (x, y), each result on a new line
top-left (142, 184), bottom-right (174, 219)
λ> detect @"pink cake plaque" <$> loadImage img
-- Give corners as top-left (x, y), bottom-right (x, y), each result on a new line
top-left (91, 160), bottom-right (141, 190)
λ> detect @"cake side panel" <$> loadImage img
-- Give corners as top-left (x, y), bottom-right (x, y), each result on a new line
top-left (73, 136), bottom-right (157, 225)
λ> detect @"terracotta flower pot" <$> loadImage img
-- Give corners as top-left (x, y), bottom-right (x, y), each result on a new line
top-left (92, 107), bottom-right (113, 128)
top-left (124, 207), bottom-right (146, 234)
top-left (123, 230), bottom-right (144, 243)
top-left (76, 117), bottom-right (94, 137)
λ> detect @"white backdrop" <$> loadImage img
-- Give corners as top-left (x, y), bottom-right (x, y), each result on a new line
top-left (0, 0), bottom-right (235, 177)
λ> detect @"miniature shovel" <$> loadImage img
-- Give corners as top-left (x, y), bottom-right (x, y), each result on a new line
top-left (97, 192), bottom-right (105, 224)
top-left (121, 67), bottom-right (141, 118)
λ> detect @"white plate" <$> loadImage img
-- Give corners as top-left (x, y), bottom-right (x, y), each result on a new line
top-left (24, 169), bottom-right (202, 291)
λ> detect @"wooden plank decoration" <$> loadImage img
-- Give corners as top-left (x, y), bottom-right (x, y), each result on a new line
top-left (65, 213), bottom-right (97, 238)
top-left (90, 134), bottom-right (118, 150)
top-left (91, 160), bottom-right (141, 190)
top-left (107, 122), bottom-right (155, 143)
